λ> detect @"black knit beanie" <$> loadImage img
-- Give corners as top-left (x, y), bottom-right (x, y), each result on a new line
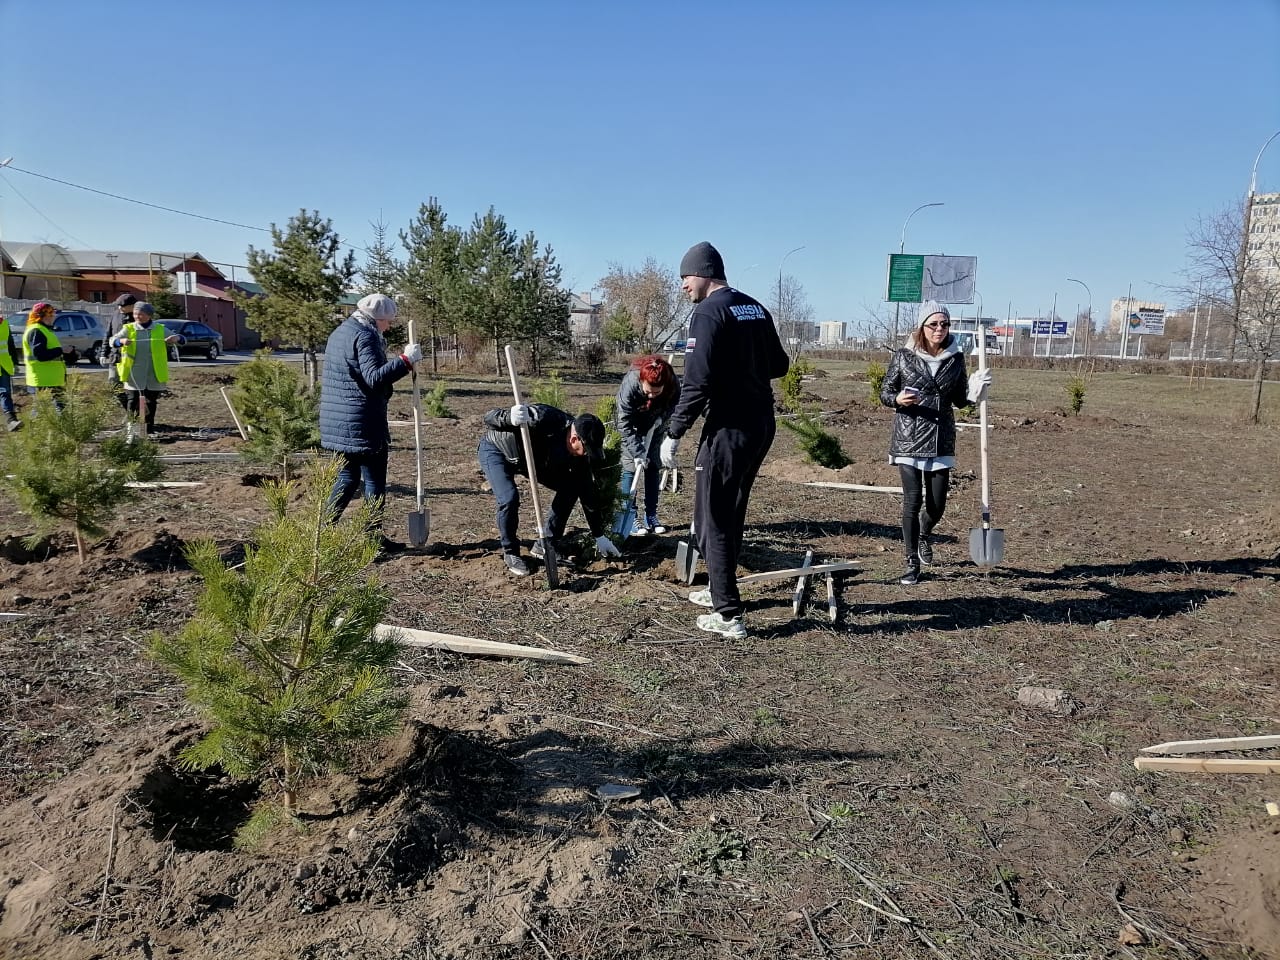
top-left (679, 242), bottom-right (726, 281)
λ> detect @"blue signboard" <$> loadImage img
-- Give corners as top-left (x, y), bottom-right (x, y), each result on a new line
top-left (1032, 320), bottom-right (1069, 338)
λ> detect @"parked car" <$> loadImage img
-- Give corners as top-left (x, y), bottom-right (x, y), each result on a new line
top-left (5, 309), bottom-right (107, 365)
top-left (160, 320), bottom-right (223, 361)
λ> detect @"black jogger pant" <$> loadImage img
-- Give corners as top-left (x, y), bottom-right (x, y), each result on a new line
top-left (693, 420), bottom-right (776, 620)
top-left (898, 465), bottom-right (949, 561)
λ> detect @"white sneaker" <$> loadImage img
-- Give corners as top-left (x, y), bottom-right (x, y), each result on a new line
top-left (696, 612), bottom-right (746, 639)
top-left (688, 588), bottom-right (713, 608)
top-left (630, 517), bottom-right (650, 537)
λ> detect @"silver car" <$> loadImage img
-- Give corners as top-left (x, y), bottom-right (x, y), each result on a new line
top-left (5, 310), bottom-right (107, 365)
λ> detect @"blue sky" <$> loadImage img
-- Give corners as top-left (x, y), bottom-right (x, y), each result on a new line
top-left (3, 0), bottom-right (1279, 328)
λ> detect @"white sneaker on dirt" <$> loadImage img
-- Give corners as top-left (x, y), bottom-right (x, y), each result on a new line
top-left (688, 588), bottom-right (713, 608)
top-left (646, 516), bottom-right (668, 535)
top-left (696, 612), bottom-right (746, 639)
top-left (630, 518), bottom-right (650, 537)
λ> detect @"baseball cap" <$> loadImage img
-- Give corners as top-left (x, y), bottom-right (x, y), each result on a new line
top-left (572, 414), bottom-right (605, 461)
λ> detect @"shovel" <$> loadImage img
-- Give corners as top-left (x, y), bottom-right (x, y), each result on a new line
top-left (406, 319), bottom-right (429, 548)
top-left (969, 335), bottom-right (1005, 566)
top-left (675, 513), bottom-right (701, 585)
top-left (612, 469), bottom-right (642, 539)
top-left (503, 344), bottom-right (559, 588)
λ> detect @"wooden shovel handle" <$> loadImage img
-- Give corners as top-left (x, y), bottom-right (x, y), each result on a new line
top-left (503, 345), bottom-right (550, 541)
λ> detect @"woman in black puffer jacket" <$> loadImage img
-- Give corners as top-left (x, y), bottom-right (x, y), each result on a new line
top-left (879, 301), bottom-right (991, 585)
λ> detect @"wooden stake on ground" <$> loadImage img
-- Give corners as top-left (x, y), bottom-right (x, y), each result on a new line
top-left (826, 573), bottom-right (838, 623)
top-left (737, 560), bottom-right (860, 586)
top-left (801, 481), bottom-right (904, 494)
top-left (373, 623), bottom-right (588, 665)
top-left (1134, 756), bottom-right (1280, 774)
top-left (220, 387), bottom-right (249, 440)
top-left (791, 550), bottom-right (814, 616)
top-left (1141, 734), bottom-right (1280, 755)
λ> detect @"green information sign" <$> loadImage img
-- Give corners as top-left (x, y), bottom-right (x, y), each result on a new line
top-left (886, 254), bottom-right (925, 303)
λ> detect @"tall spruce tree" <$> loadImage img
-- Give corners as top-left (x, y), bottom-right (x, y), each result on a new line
top-left (453, 207), bottom-right (521, 375)
top-left (150, 460), bottom-right (407, 837)
top-left (238, 210), bottom-right (356, 386)
top-left (510, 232), bottom-right (571, 375)
top-left (400, 198), bottom-right (462, 374)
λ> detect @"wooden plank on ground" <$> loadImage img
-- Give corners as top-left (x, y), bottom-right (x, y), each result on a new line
top-left (738, 560), bottom-right (861, 586)
top-left (802, 482), bottom-right (904, 494)
top-left (158, 453), bottom-right (243, 463)
top-left (826, 573), bottom-right (838, 623)
top-left (125, 481), bottom-right (205, 489)
top-left (1134, 756), bottom-right (1280, 775)
top-left (1142, 734), bottom-right (1280, 755)
top-left (373, 623), bottom-right (589, 665)
top-left (0, 613), bottom-right (29, 622)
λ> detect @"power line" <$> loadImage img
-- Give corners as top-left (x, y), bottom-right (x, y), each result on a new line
top-left (0, 171), bottom-right (96, 249)
top-left (3, 163), bottom-right (271, 233)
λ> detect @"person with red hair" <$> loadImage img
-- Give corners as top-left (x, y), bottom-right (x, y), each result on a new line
top-left (615, 353), bottom-right (679, 535)
top-left (21, 302), bottom-right (73, 405)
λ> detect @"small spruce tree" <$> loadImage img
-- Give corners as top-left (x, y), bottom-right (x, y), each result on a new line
top-left (231, 351), bottom-right (320, 479)
top-left (781, 412), bottom-right (851, 469)
top-left (421, 381), bottom-right (455, 418)
top-left (149, 460), bottom-right (407, 839)
top-left (594, 395), bottom-right (626, 533)
top-left (0, 378), bottom-right (162, 562)
top-left (1065, 375), bottom-right (1086, 415)
top-left (778, 357), bottom-right (813, 412)
top-left (530, 370), bottom-right (566, 408)
top-left (865, 360), bottom-right (887, 403)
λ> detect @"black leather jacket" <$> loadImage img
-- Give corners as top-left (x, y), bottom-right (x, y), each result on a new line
top-left (879, 342), bottom-right (969, 459)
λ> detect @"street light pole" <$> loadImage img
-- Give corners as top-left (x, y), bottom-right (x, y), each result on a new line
top-left (1066, 277), bottom-right (1091, 357)
top-left (892, 202), bottom-right (944, 343)
top-left (778, 245), bottom-right (804, 351)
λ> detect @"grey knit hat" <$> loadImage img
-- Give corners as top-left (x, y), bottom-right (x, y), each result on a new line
top-left (918, 300), bottom-right (950, 325)
top-left (134, 301), bottom-right (156, 316)
top-left (357, 293), bottom-right (398, 321)
top-left (678, 242), bottom-right (726, 281)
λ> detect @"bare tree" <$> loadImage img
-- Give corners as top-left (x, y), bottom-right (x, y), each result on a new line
top-left (597, 258), bottom-right (689, 352)
top-left (1184, 202), bottom-right (1249, 361)
top-left (770, 274), bottom-right (815, 359)
top-left (1184, 200), bottom-right (1280, 420)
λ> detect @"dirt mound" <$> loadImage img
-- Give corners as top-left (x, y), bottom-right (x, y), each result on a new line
top-left (0, 686), bottom-right (638, 960)
top-left (1192, 825), bottom-right (1280, 959)
top-left (759, 454), bottom-right (900, 488)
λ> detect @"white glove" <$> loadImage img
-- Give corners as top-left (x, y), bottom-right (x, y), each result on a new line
top-left (595, 535), bottom-right (622, 558)
top-left (509, 404), bottom-right (539, 426)
top-left (967, 369), bottom-right (993, 404)
top-left (634, 457), bottom-right (648, 472)
top-left (401, 342), bottom-right (423, 366)
top-left (659, 436), bottom-right (680, 468)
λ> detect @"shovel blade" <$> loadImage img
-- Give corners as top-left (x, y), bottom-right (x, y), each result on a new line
top-left (969, 526), bottom-right (1005, 566)
top-left (540, 539), bottom-right (560, 588)
top-left (675, 539), bottom-right (700, 584)
top-left (611, 497), bottom-right (637, 539)
top-left (407, 508), bottom-right (429, 548)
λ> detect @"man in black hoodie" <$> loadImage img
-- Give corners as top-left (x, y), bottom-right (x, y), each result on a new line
top-left (660, 242), bottom-right (790, 638)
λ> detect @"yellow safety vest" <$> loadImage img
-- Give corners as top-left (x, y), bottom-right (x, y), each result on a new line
top-left (0, 318), bottom-right (12, 376)
top-left (116, 321), bottom-right (170, 385)
top-left (23, 324), bottom-right (65, 388)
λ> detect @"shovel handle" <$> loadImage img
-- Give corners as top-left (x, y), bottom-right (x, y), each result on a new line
top-left (503, 345), bottom-right (551, 542)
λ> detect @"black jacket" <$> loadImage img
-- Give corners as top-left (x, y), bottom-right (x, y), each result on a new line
top-left (616, 368), bottom-right (678, 462)
top-left (879, 340), bottom-right (970, 459)
top-left (665, 287), bottom-right (789, 441)
top-left (480, 404), bottom-right (606, 535)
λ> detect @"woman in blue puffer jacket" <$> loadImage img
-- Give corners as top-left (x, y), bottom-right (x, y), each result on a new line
top-left (318, 294), bottom-right (422, 537)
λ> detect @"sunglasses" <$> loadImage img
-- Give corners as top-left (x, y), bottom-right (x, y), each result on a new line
top-left (923, 321), bottom-right (951, 329)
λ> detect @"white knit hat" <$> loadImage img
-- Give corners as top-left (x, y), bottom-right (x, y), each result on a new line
top-left (356, 293), bottom-right (398, 321)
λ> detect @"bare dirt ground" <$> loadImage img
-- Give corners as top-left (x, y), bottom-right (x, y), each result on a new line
top-left (0, 359), bottom-right (1277, 960)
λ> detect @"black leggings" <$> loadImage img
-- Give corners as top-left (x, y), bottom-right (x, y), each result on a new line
top-left (898, 465), bottom-right (949, 558)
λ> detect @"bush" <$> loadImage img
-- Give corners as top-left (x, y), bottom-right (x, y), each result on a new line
top-left (779, 357), bottom-right (813, 413)
top-left (866, 360), bottom-right (887, 403)
top-left (577, 341), bottom-right (608, 376)
top-left (421, 382), bottom-right (454, 418)
top-left (1066, 375), bottom-right (1086, 415)
top-left (781, 412), bottom-right (851, 469)
top-left (232, 351), bottom-right (319, 479)
top-left (0, 377), bottom-right (162, 562)
top-left (150, 459), bottom-right (407, 840)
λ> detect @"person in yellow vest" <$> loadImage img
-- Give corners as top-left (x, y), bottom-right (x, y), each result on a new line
top-left (22, 302), bottom-right (74, 407)
top-left (112, 301), bottom-right (182, 435)
top-left (0, 310), bottom-right (19, 430)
